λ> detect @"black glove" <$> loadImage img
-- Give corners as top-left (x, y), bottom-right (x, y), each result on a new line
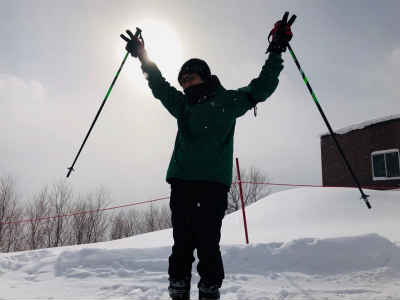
top-left (266, 12), bottom-right (296, 54)
top-left (120, 28), bottom-right (145, 58)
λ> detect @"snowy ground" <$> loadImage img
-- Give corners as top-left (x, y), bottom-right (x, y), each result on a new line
top-left (1, 187), bottom-right (400, 299)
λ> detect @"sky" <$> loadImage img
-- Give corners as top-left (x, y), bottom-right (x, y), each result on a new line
top-left (1, 0), bottom-right (400, 205)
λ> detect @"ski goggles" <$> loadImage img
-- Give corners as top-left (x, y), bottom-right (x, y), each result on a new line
top-left (179, 73), bottom-right (200, 85)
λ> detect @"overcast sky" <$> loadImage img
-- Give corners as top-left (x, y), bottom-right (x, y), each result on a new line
top-left (1, 0), bottom-right (399, 205)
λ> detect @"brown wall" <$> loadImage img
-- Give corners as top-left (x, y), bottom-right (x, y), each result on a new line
top-left (321, 119), bottom-right (400, 189)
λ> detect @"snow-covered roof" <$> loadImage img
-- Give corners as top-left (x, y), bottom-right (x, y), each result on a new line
top-left (321, 114), bottom-right (400, 137)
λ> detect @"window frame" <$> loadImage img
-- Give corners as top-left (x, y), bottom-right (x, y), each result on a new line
top-left (371, 149), bottom-right (400, 181)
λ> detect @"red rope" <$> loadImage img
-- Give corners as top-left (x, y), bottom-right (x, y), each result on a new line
top-left (2, 181), bottom-right (399, 226)
top-left (236, 181), bottom-right (325, 188)
top-left (234, 181), bottom-right (400, 190)
top-left (1, 196), bottom-right (170, 226)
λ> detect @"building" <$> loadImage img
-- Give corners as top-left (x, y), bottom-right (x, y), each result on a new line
top-left (321, 115), bottom-right (400, 190)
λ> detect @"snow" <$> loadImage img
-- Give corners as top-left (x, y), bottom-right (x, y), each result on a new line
top-left (1, 187), bottom-right (400, 299)
top-left (320, 114), bottom-right (400, 136)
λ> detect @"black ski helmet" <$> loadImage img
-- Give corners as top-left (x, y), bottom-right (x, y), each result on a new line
top-left (178, 58), bottom-right (211, 85)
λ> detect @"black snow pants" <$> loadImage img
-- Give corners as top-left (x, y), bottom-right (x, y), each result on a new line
top-left (168, 179), bottom-right (228, 288)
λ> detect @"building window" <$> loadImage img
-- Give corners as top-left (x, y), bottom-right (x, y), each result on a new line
top-left (371, 149), bottom-right (400, 180)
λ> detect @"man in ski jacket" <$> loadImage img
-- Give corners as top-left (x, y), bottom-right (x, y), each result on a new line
top-left (121, 14), bottom-right (293, 300)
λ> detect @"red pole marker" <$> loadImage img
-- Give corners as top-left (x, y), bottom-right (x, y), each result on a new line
top-left (235, 158), bottom-right (249, 244)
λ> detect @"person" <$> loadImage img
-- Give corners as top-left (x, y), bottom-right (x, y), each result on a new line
top-left (121, 14), bottom-right (293, 300)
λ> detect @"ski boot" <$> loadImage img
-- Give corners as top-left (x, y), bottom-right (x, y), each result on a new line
top-left (169, 277), bottom-right (191, 300)
top-left (198, 281), bottom-right (220, 300)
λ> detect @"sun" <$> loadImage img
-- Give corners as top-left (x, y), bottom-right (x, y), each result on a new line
top-left (136, 19), bottom-right (185, 86)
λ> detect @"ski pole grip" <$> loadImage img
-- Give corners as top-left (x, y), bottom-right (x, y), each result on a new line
top-left (120, 27), bottom-right (142, 42)
top-left (288, 15), bottom-right (297, 26)
top-left (134, 27), bottom-right (142, 37)
top-left (282, 12), bottom-right (289, 24)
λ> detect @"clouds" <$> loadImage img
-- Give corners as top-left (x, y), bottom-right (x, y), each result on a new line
top-left (0, 74), bottom-right (46, 102)
top-left (0, 74), bottom-right (49, 195)
top-left (377, 47), bottom-right (400, 99)
top-left (389, 47), bottom-right (400, 65)
top-left (387, 47), bottom-right (400, 96)
top-left (0, 74), bottom-right (48, 134)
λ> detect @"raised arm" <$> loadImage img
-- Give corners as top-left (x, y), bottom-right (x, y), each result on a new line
top-left (140, 57), bottom-right (185, 119)
top-left (121, 29), bottom-right (185, 119)
top-left (234, 52), bottom-right (284, 118)
top-left (232, 13), bottom-right (294, 118)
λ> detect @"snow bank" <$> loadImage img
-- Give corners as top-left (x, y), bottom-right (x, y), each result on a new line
top-left (76, 187), bottom-right (400, 250)
top-left (3, 234), bottom-right (399, 280)
top-left (54, 247), bottom-right (170, 278)
top-left (2, 235), bottom-right (399, 300)
top-left (221, 187), bottom-right (400, 244)
top-left (7, 187), bottom-right (397, 253)
top-left (223, 233), bottom-right (400, 275)
top-left (2, 187), bottom-right (400, 299)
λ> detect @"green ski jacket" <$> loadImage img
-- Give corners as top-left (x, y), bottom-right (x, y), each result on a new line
top-left (141, 53), bottom-right (284, 187)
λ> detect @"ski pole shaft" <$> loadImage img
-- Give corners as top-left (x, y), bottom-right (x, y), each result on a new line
top-left (287, 44), bottom-right (371, 209)
top-left (66, 51), bottom-right (129, 178)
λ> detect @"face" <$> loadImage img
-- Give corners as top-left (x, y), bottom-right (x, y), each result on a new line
top-left (180, 73), bottom-right (204, 89)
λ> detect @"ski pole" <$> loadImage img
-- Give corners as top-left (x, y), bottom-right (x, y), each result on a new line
top-left (66, 28), bottom-right (142, 178)
top-left (286, 36), bottom-right (371, 209)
